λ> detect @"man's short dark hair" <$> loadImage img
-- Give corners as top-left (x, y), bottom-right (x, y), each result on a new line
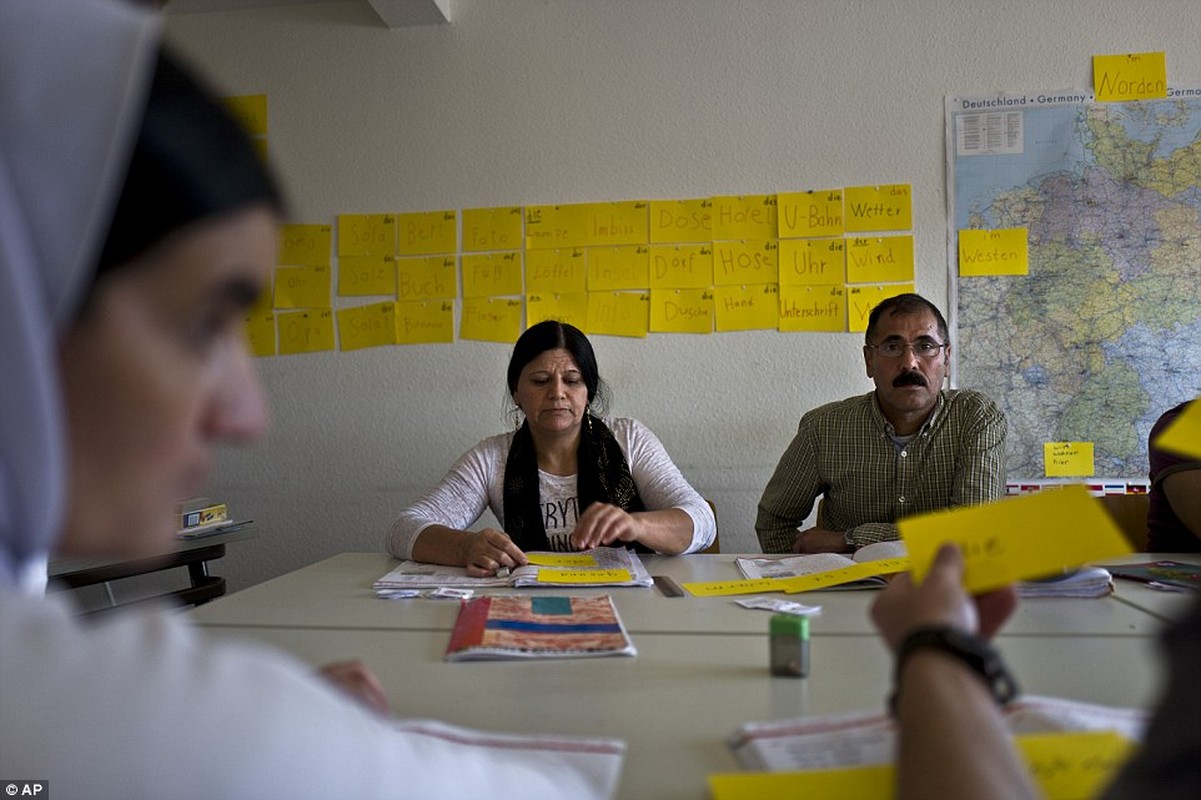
top-left (864, 293), bottom-right (949, 344)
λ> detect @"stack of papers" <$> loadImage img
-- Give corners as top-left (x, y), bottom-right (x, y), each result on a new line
top-left (374, 547), bottom-right (653, 590)
top-left (1018, 567), bottom-right (1113, 598)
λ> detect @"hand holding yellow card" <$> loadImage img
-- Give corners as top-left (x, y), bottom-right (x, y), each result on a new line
top-left (900, 485), bottom-right (1131, 593)
top-left (1154, 397), bottom-right (1201, 459)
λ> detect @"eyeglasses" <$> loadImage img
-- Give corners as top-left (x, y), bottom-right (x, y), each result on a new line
top-left (867, 340), bottom-right (947, 359)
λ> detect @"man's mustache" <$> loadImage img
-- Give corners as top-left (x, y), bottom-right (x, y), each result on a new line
top-left (893, 371), bottom-right (927, 388)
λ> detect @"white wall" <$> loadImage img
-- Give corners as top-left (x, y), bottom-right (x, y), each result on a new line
top-left (162, 0), bottom-right (1201, 589)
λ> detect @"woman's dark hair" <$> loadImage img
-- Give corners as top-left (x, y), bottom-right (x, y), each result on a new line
top-left (507, 320), bottom-right (608, 411)
top-left (94, 46), bottom-right (284, 278)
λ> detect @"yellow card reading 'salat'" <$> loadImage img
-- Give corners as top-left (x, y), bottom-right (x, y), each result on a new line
top-left (900, 484), bottom-right (1132, 593)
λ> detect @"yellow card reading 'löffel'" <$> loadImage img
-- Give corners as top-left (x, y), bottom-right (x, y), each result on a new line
top-left (524, 554), bottom-right (598, 568)
top-left (1154, 398), bottom-right (1201, 459)
top-left (900, 484), bottom-right (1132, 593)
top-left (535, 569), bottom-right (631, 584)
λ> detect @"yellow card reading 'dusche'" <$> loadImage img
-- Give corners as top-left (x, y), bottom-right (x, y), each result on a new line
top-left (1154, 397), bottom-right (1201, 459)
top-left (900, 484), bottom-right (1132, 593)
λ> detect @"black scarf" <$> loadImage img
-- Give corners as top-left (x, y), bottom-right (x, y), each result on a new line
top-left (502, 414), bottom-right (647, 552)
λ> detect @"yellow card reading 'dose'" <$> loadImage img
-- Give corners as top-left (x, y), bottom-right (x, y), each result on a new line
top-left (1154, 397), bottom-right (1201, 459)
top-left (524, 554), bottom-right (598, 567)
top-left (535, 569), bottom-right (632, 584)
top-left (900, 484), bottom-right (1132, 593)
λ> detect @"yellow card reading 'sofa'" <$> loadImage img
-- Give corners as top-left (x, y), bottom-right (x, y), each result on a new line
top-left (901, 484), bottom-right (1132, 592)
top-left (536, 569), bottom-right (631, 584)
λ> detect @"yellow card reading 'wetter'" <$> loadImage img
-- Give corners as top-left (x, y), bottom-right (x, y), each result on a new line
top-left (276, 309), bottom-right (335, 355)
top-left (846, 236), bottom-right (914, 284)
top-left (901, 484), bottom-right (1132, 593)
top-left (586, 291), bottom-right (648, 338)
top-left (1093, 52), bottom-right (1168, 102)
top-left (535, 569), bottom-right (632, 584)
top-left (1044, 442), bottom-right (1095, 477)
top-left (524, 554), bottom-right (598, 567)
top-left (1154, 397), bottom-right (1201, 459)
top-left (526, 292), bottom-right (588, 331)
top-left (278, 224), bottom-right (331, 267)
top-left (847, 284), bottom-right (913, 333)
top-left (777, 189), bottom-right (845, 238)
top-left (959, 228), bottom-right (1029, 276)
top-left (844, 184), bottom-right (911, 233)
top-left (778, 238), bottom-right (845, 286)
top-left (779, 285), bottom-right (845, 333)
top-left (462, 206), bottom-right (523, 252)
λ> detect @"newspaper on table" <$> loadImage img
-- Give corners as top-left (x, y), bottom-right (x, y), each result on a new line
top-left (374, 546), bottom-right (653, 590)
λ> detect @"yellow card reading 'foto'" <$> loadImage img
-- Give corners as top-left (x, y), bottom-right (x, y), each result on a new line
top-left (1044, 441), bottom-right (1095, 477)
top-left (524, 554), bottom-right (598, 567)
top-left (901, 484), bottom-right (1132, 593)
top-left (1094, 52), bottom-right (1167, 102)
top-left (535, 569), bottom-right (631, 584)
top-left (1154, 398), bottom-right (1201, 459)
top-left (959, 228), bottom-right (1029, 276)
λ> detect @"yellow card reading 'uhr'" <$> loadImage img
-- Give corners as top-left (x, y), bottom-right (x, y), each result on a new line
top-left (535, 569), bottom-right (631, 584)
top-left (524, 554), bottom-right (598, 567)
top-left (1154, 397), bottom-right (1201, 459)
top-left (900, 484), bottom-right (1132, 593)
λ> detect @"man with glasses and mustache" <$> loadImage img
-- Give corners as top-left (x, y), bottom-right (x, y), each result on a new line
top-left (756, 293), bottom-right (1006, 554)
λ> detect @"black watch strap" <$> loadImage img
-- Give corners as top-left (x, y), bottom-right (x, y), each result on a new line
top-left (889, 625), bottom-right (1019, 716)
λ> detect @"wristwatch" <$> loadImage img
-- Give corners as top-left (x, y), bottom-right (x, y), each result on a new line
top-left (889, 625), bottom-right (1019, 716)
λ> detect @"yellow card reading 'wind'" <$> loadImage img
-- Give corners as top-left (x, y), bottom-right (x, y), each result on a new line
top-left (536, 569), bottom-right (631, 584)
top-left (846, 236), bottom-right (914, 284)
top-left (901, 484), bottom-right (1132, 593)
top-left (1154, 398), bottom-right (1201, 459)
top-left (525, 554), bottom-right (598, 567)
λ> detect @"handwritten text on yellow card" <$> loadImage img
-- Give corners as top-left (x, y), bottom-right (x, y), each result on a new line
top-left (846, 236), bottom-right (914, 284)
top-left (844, 184), bottom-right (911, 232)
top-left (778, 238), bottom-right (845, 286)
top-left (1044, 442), bottom-right (1095, 477)
top-left (536, 569), bottom-right (632, 584)
top-left (649, 198), bottom-right (712, 244)
top-left (777, 189), bottom-right (845, 238)
top-left (337, 302), bottom-right (397, 351)
top-left (1094, 52), bottom-right (1168, 102)
top-left (397, 210), bottom-right (456, 256)
top-left (959, 228), bottom-right (1029, 276)
top-left (279, 224), bottom-right (331, 267)
top-left (277, 309), bottom-right (335, 355)
top-left (395, 300), bottom-right (454, 345)
top-left (462, 206), bottom-right (522, 252)
top-left (779, 285), bottom-right (845, 333)
top-left (525, 554), bottom-right (599, 567)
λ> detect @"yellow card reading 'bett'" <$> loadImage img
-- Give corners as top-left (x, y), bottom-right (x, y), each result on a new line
top-left (1093, 52), bottom-right (1167, 102)
top-left (524, 554), bottom-right (598, 567)
top-left (397, 210), bottom-right (456, 256)
top-left (1044, 442), bottom-right (1095, 477)
top-left (535, 569), bottom-right (631, 584)
top-left (901, 484), bottom-right (1132, 593)
top-left (1154, 398), bottom-right (1201, 459)
top-left (959, 228), bottom-right (1029, 276)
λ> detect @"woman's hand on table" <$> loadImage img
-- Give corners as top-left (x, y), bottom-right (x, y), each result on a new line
top-left (462, 528), bottom-right (527, 577)
top-left (569, 503), bottom-right (640, 550)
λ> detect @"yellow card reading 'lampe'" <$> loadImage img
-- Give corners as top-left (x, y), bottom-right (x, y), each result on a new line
top-left (535, 569), bottom-right (631, 584)
top-left (844, 184), bottom-right (911, 233)
top-left (1094, 52), bottom-right (1167, 102)
top-left (901, 484), bottom-right (1132, 593)
top-left (1154, 398), bottom-right (1201, 459)
top-left (1044, 442), bottom-right (1095, 477)
top-left (959, 228), bottom-right (1029, 276)
top-left (524, 554), bottom-right (598, 567)
top-left (586, 291), bottom-right (648, 338)
top-left (779, 285), bottom-right (845, 333)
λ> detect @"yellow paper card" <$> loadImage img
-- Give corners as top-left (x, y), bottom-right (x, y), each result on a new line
top-left (847, 284), bottom-right (914, 333)
top-left (526, 292), bottom-right (588, 331)
top-left (338, 214), bottom-right (396, 258)
top-left (396, 256), bottom-right (457, 301)
top-left (1016, 731), bottom-right (1134, 799)
top-left (846, 236), bottom-right (915, 284)
top-left (526, 204), bottom-right (586, 250)
top-left (649, 289), bottom-right (713, 334)
top-left (462, 252), bottom-right (523, 298)
top-left (777, 189), bottom-right (845, 238)
top-left (244, 311), bottom-right (276, 358)
top-left (337, 302), bottom-right (398, 351)
top-left (778, 238), bottom-right (846, 286)
top-left (712, 195), bottom-right (777, 241)
top-left (463, 206), bottom-right (524, 252)
top-left (844, 184), bottom-right (912, 232)
top-left (782, 558), bottom-right (910, 593)
top-left (1044, 442), bottom-right (1095, 477)
top-left (587, 245), bottom-right (650, 290)
top-left (649, 244), bottom-right (713, 289)
top-left (713, 240), bottom-right (778, 286)
top-left (1094, 52), bottom-right (1168, 102)
top-left (337, 255), bottom-right (396, 296)
top-left (460, 297), bottom-right (523, 343)
top-left (525, 554), bottom-right (598, 567)
top-left (526, 248), bottom-right (587, 293)
top-left (779, 285), bottom-right (846, 332)
top-left (649, 198), bottom-right (713, 244)
top-left (709, 764), bottom-right (892, 799)
top-left (586, 291), bottom-right (648, 338)
top-left (395, 300), bottom-right (454, 345)
top-left (901, 485), bottom-right (1133, 593)
top-left (959, 228), bottom-right (1029, 276)
top-left (1153, 397), bottom-right (1201, 459)
top-left (536, 569), bottom-right (632, 584)
top-left (279, 224), bottom-right (331, 267)
top-left (221, 94), bottom-right (268, 136)
top-left (276, 309), bottom-right (335, 355)
top-left (273, 265), bottom-right (331, 309)
top-left (397, 210), bottom-right (456, 256)
top-left (714, 284), bottom-right (778, 332)
top-left (578, 201), bottom-right (648, 247)
top-left (682, 577), bottom-right (793, 598)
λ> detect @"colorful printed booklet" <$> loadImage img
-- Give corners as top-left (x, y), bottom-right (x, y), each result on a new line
top-left (1097, 560), bottom-right (1201, 591)
top-left (375, 547), bottom-right (653, 590)
top-left (445, 595), bottom-right (636, 661)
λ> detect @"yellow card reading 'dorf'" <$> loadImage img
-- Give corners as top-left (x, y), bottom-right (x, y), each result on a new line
top-left (900, 484), bottom-right (1132, 593)
top-left (535, 569), bottom-right (631, 584)
top-left (524, 553), bottom-right (598, 567)
top-left (1154, 397), bottom-right (1201, 459)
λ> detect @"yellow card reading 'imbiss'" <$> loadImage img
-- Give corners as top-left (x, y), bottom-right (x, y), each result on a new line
top-left (900, 484), bottom-right (1132, 593)
top-left (524, 554), bottom-right (598, 567)
top-left (535, 569), bottom-right (631, 584)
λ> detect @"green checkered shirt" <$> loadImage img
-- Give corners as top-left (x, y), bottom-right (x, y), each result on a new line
top-left (756, 390), bottom-right (1007, 553)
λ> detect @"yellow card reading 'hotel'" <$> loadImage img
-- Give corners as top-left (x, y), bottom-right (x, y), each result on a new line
top-left (1154, 397), bottom-right (1201, 459)
top-left (1044, 441), bottom-right (1095, 477)
top-left (536, 569), bottom-right (631, 584)
top-left (959, 228), bottom-right (1029, 276)
top-left (900, 484), bottom-right (1132, 593)
top-left (524, 553), bottom-right (598, 567)
top-left (1093, 52), bottom-right (1167, 102)
top-left (779, 285), bottom-right (845, 333)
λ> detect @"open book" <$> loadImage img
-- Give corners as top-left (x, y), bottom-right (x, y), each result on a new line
top-left (445, 594), bottom-right (636, 661)
top-left (375, 546), bottom-right (653, 590)
top-left (1098, 560), bottom-right (1201, 592)
top-left (736, 540), bottom-right (909, 590)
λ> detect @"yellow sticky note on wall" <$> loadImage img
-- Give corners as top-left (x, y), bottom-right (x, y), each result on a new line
top-left (460, 297), bottom-right (523, 343)
top-left (959, 228), bottom-right (1029, 276)
top-left (779, 285), bottom-right (845, 332)
top-left (714, 284), bottom-right (778, 332)
top-left (463, 206), bottom-right (523, 252)
top-left (396, 256), bottom-right (457, 301)
top-left (712, 240), bottom-right (778, 286)
top-left (709, 765), bottom-right (893, 799)
top-left (1093, 52), bottom-right (1168, 102)
top-left (395, 300), bottom-right (454, 345)
top-left (846, 236), bottom-right (915, 284)
top-left (276, 309), bottom-right (335, 355)
top-left (526, 205), bottom-right (586, 250)
top-left (337, 302), bottom-right (398, 351)
top-left (526, 248), bottom-right (587, 293)
top-left (462, 252), bottom-right (523, 298)
top-left (649, 198), bottom-right (712, 244)
top-left (844, 184), bottom-right (912, 232)
top-left (587, 245), bottom-right (649, 290)
top-left (1044, 442), bottom-right (1095, 477)
top-left (279, 224), bottom-right (331, 267)
top-left (712, 195), bottom-right (777, 241)
top-left (648, 244), bottom-right (713, 289)
top-left (847, 284), bottom-right (914, 333)
top-left (526, 292), bottom-right (588, 331)
top-left (586, 291), bottom-right (648, 338)
top-left (778, 238), bottom-right (845, 286)
top-left (649, 289), bottom-right (712, 334)
top-left (338, 255), bottom-right (396, 297)
top-left (900, 485), bottom-right (1132, 593)
top-left (578, 201), bottom-right (648, 247)
top-left (777, 189), bottom-right (845, 238)
top-left (397, 210), bottom-right (456, 256)
top-left (244, 312), bottom-right (276, 357)
top-left (1153, 397), bottom-right (1201, 459)
top-left (338, 214), bottom-right (396, 258)
top-left (273, 265), bottom-right (331, 309)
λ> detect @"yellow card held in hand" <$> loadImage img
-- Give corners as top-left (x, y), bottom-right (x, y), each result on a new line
top-left (900, 484), bottom-right (1132, 593)
top-left (1154, 398), bottom-right (1201, 459)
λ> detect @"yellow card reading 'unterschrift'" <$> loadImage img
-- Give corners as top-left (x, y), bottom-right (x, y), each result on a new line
top-left (900, 484), bottom-right (1132, 593)
top-left (535, 569), bottom-right (631, 584)
top-left (524, 554), bottom-right (598, 567)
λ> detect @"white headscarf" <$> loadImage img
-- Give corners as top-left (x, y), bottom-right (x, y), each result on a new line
top-left (0, 0), bottom-right (160, 589)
